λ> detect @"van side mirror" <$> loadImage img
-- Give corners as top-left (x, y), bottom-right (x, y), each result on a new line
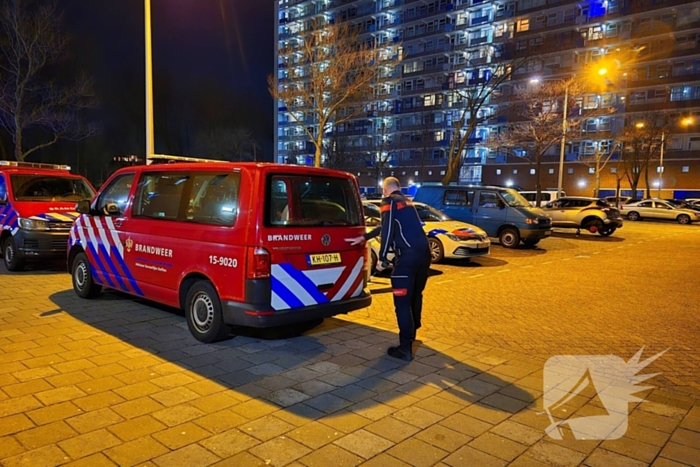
top-left (75, 199), bottom-right (91, 214)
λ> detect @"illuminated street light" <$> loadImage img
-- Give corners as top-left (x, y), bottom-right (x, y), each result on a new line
top-left (145, 0), bottom-right (154, 164)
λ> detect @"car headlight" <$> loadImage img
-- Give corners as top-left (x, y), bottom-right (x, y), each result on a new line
top-left (18, 218), bottom-right (50, 231)
top-left (444, 234), bottom-right (462, 241)
top-left (525, 218), bottom-right (540, 224)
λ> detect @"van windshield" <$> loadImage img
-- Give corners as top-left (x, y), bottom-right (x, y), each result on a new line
top-left (10, 175), bottom-right (94, 202)
top-left (501, 189), bottom-right (531, 207)
top-left (268, 175), bottom-right (362, 227)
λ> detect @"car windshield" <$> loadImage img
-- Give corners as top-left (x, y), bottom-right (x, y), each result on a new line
top-left (501, 189), bottom-right (531, 207)
top-left (10, 175), bottom-right (94, 201)
top-left (415, 204), bottom-right (451, 222)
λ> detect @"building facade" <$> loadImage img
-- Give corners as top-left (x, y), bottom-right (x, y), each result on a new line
top-left (275, 0), bottom-right (700, 198)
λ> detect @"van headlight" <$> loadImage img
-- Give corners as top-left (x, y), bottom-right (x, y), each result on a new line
top-left (525, 218), bottom-right (540, 225)
top-left (18, 218), bottom-right (50, 231)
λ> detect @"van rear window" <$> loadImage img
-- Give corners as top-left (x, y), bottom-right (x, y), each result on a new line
top-left (267, 175), bottom-right (361, 227)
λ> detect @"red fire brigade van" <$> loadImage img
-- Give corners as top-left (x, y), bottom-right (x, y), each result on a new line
top-left (68, 156), bottom-right (371, 342)
top-left (0, 161), bottom-right (96, 271)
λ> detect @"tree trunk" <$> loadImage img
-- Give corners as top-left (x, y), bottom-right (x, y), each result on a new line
top-left (644, 166), bottom-right (651, 199)
top-left (594, 156), bottom-right (601, 198)
top-left (314, 139), bottom-right (323, 167)
top-left (615, 177), bottom-right (621, 207)
top-left (535, 157), bottom-right (542, 206)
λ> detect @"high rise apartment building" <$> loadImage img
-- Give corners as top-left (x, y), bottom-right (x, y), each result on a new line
top-left (275, 0), bottom-right (700, 197)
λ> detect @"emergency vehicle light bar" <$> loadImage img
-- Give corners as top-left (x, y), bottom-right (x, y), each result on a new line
top-left (147, 154), bottom-right (224, 165)
top-left (0, 160), bottom-right (71, 171)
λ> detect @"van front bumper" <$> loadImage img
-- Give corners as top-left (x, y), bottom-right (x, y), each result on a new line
top-left (14, 230), bottom-right (70, 259)
top-left (519, 227), bottom-right (552, 240)
top-left (222, 292), bottom-right (372, 328)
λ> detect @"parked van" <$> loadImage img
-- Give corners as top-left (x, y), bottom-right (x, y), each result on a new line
top-left (519, 190), bottom-right (565, 207)
top-left (414, 185), bottom-right (552, 248)
top-left (68, 156), bottom-right (371, 342)
top-left (0, 161), bottom-right (96, 271)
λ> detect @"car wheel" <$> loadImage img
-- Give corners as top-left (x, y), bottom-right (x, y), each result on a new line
top-left (72, 252), bottom-right (102, 298)
top-left (627, 211), bottom-right (640, 221)
top-left (585, 219), bottom-right (603, 233)
top-left (499, 228), bottom-right (520, 248)
top-left (185, 280), bottom-right (231, 343)
top-left (3, 236), bottom-right (25, 272)
top-left (523, 239), bottom-right (540, 247)
top-left (677, 214), bottom-right (691, 225)
top-left (598, 226), bottom-right (616, 236)
top-left (428, 237), bottom-right (444, 263)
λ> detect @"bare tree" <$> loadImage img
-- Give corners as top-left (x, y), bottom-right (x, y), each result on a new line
top-left (364, 121), bottom-right (398, 187)
top-left (194, 127), bottom-right (256, 161)
top-left (618, 112), bottom-right (666, 199)
top-left (441, 50), bottom-right (529, 185)
top-left (323, 132), bottom-right (356, 171)
top-left (269, 18), bottom-right (400, 167)
top-left (491, 79), bottom-right (613, 204)
top-left (0, 0), bottom-right (98, 162)
top-left (578, 133), bottom-right (623, 198)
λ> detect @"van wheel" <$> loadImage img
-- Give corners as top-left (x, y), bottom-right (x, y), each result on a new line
top-left (428, 237), bottom-right (444, 263)
top-left (499, 228), bottom-right (520, 248)
top-left (185, 280), bottom-right (231, 343)
top-left (72, 252), bottom-right (101, 298)
top-left (627, 211), bottom-right (640, 221)
top-left (3, 237), bottom-right (25, 272)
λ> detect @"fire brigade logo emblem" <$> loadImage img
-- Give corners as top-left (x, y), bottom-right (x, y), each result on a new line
top-left (125, 237), bottom-right (134, 252)
top-left (321, 234), bottom-right (331, 246)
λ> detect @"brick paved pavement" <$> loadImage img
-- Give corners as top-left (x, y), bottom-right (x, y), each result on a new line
top-left (0, 221), bottom-right (699, 466)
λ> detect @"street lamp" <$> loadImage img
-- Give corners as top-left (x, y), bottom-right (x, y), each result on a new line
top-left (556, 82), bottom-right (569, 200)
top-left (145, 0), bottom-right (154, 164)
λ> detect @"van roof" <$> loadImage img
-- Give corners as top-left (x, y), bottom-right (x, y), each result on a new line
top-left (116, 160), bottom-right (356, 179)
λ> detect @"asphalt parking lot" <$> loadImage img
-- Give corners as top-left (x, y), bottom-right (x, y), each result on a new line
top-left (1, 220), bottom-right (699, 466)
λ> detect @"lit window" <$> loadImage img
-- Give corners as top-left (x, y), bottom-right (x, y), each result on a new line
top-left (589, 167), bottom-right (595, 174)
top-left (548, 168), bottom-right (554, 174)
top-left (440, 170), bottom-right (446, 175)
top-left (496, 169), bottom-right (502, 175)
top-left (513, 169), bottom-right (518, 174)
top-left (415, 171), bottom-right (419, 176)
top-left (610, 167), bottom-right (617, 173)
top-left (530, 169), bottom-right (536, 175)
top-left (402, 171), bottom-right (406, 175)
top-left (428, 170), bottom-right (433, 175)
top-left (682, 166), bottom-right (690, 173)
top-left (567, 168), bottom-right (574, 174)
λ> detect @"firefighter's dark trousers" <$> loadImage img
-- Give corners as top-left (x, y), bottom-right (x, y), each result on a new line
top-left (391, 251), bottom-right (430, 353)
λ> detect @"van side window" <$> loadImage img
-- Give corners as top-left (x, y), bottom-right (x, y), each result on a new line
top-left (444, 189), bottom-right (470, 206)
top-left (478, 191), bottom-right (500, 208)
top-left (186, 173), bottom-right (241, 226)
top-left (94, 173), bottom-right (135, 215)
top-left (134, 173), bottom-right (189, 220)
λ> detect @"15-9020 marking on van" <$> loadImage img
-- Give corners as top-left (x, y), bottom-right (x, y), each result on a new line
top-left (209, 256), bottom-right (238, 268)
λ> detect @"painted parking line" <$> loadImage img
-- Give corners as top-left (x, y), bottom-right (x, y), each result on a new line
top-left (435, 279), bottom-right (454, 285)
top-left (469, 274), bottom-right (485, 279)
top-left (498, 269), bottom-right (511, 273)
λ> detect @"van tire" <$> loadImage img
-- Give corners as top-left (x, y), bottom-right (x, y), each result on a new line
top-left (185, 280), bottom-right (231, 343)
top-left (3, 237), bottom-right (25, 272)
top-left (428, 238), bottom-right (444, 263)
top-left (499, 228), bottom-right (520, 248)
top-left (72, 252), bottom-right (102, 298)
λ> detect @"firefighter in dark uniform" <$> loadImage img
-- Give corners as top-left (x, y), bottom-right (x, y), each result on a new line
top-left (347, 178), bottom-right (430, 361)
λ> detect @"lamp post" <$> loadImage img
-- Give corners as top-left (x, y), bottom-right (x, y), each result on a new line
top-left (556, 83), bottom-right (569, 200)
top-left (657, 130), bottom-right (665, 198)
top-left (145, 0), bottom-right (154, 164)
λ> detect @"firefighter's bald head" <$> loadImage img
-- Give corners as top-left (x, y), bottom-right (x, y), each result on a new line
top-left (382, 177), bottom-right (400, 197)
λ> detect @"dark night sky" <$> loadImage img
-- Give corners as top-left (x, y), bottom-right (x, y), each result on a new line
top-left (58, 0), bottom-right (275, 162)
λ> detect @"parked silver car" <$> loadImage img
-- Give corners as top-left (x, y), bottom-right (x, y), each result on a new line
top-left (623, 199), bottom-right (700, 224)
top-left (543, 197), bottom-right (623, 236)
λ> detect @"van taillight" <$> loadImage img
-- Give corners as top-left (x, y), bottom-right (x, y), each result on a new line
top-left (247, 247), bottom-right (270, 279)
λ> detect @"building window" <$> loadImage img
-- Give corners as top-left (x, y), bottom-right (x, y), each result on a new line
top-left (390, 171), bottom-right (394, 176)
top-left (589, 167), bottom-right (595, 174)
top-left (567, 168), bottom-right (574, 174)
top-left (513, 169), bottom-right (518, 174)
top-left (548, 168), bottom-right (554, 174)
top-left (440, 170), bottom-right (446, 175)
top-left (529, 169), bottom-right (535, 175)
top-left (428, 170), bottom-right (433, 175)
top-left (610, 167), bottom-right (617, 174)
top-left (682, 166), bottom-right (690, 173)
top-left (415, 171), bottom-right (419, 176)
top-left (357, 172), bottom-right (361, 176)
top-left (496, 169), bottom-right (502, 175)
top-left (402, 171), bottom-right (406, 175)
